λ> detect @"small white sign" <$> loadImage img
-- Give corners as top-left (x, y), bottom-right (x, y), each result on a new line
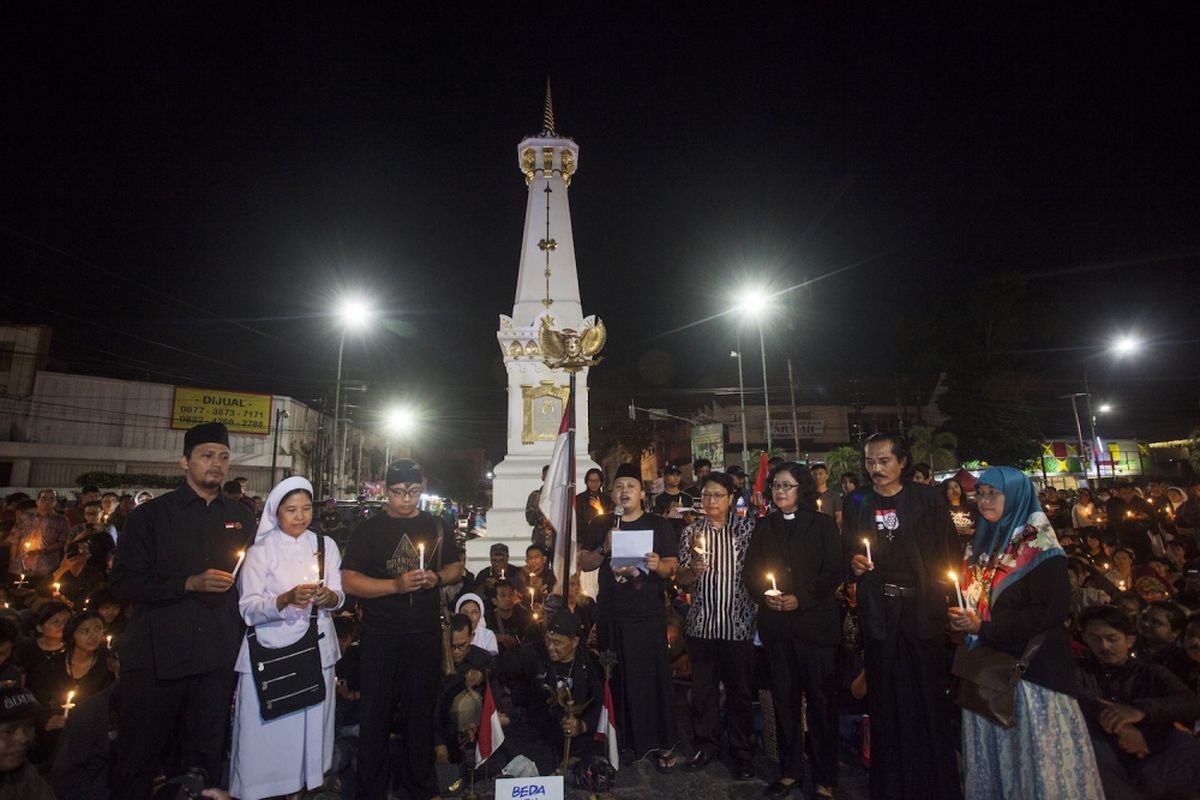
top-left (611, 529), bottom-right (653, 570)
top-left (494, 775), bottom-right (565, 800)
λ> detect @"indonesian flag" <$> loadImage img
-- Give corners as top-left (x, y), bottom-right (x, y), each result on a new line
top-left (475, 681), bottom-right (505, 765)
top-left (538, 398), bottom-right (575, 584)
top-left (594, 678), bottom-right (619, 769)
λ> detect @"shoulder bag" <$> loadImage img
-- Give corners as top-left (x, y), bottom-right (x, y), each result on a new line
top-left (246, 534), bottom-right (327, 720)
top-left (951, 630), bottom-right (1047, 729)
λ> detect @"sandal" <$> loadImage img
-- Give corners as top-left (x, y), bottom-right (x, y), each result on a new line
top-left (656, 751), bottom-right (678, 773)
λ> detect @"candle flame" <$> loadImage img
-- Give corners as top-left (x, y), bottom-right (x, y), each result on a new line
top-left (948, 571), bottom-right (958, 582)
top-left (862, 538), bottom-right (869, 546)
top-left (767, 572), bottom-right (774, 583)
top-left (67, 690), bottom-right (75, 702)
top-left (237, 550), bottom-right (245, 558)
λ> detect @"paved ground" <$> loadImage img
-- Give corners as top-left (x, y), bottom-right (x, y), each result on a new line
top-left (462, 748), bottom-right (870, 800)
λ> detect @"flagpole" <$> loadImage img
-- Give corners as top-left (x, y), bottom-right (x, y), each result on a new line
top-left (559, 371), bottom-right (576, 599)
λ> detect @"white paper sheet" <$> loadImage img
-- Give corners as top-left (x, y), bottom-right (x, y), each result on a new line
top-left (610, 529), bottom-right (653, 570)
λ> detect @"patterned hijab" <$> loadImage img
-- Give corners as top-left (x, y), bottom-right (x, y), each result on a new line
top-left (962, 466), bottom-right (1064, 620)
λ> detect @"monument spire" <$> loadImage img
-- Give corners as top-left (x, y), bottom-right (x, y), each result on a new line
top-left (482, 84), bottom-right (598, 568)
top-left (542, 78), bottom-right (556, 136)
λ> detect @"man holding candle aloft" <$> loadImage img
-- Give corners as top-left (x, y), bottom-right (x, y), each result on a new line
top-left (340, 459), bottom-right (463, 800)
top-left (843, 432), bottom-right (960, 800)
top-left (109, 422), bottom-right (255, 800)
top-left (578, 463), bottom-right (679, 771)
top-left (743, 462), bottom-right (842, 799)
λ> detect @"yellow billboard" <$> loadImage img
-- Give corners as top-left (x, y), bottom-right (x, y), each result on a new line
top-left (171, 387), bottom-right (273, 436)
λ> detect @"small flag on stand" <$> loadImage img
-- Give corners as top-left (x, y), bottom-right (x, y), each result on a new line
top-left (475, 681), bottom-right (505, 765)
top-left (594, 677), bottom-right (619, 770)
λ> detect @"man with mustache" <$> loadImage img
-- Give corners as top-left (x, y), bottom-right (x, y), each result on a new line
top-left (109, 422), bottom-right (255, 800)
top-left (843, 432), bottom-right (960, 800)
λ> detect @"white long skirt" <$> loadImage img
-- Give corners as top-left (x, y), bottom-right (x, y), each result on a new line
top-left (229, 666), bottom-right (336, 800)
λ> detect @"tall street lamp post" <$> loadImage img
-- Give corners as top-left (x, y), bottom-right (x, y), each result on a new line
top-left (332, 297), bottom-right (372, 498)
top-left (737, 290), bottom-right (773, 453)
top-left (270, 407), bottom-right (290, 485)
top-left (731, 342), bottom-right (749, 467)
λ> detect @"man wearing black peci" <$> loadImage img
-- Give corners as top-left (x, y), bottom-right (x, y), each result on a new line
top-left (843, 432), bottom-right (960, 800)
top-left (341, 459), bottom-right (463, 800)
top-left (109, 422), bottom-right (255, 800)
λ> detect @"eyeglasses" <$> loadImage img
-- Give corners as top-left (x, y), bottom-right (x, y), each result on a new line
top-left (387, 487), bottom-right (423, 499)
top-left (770, 482), bottom-right (798, 492)
top-left (976, 490), bottom-right (1003, 503)
top-left (450, 641), bottom-right (471, 652)
top-left (700, 492), bottom-right (729, 501)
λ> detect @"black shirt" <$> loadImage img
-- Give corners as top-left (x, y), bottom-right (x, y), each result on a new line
top-left (865, 488), bottom-right (917, 585)
top-left (341, 510), bottom-right (460, 636)
top-left (110, 483), bottom-right (255, 679)
top-left (581, 512), bottom-right (678, 622)
top-left (653, 491), bottom-right (691, 514)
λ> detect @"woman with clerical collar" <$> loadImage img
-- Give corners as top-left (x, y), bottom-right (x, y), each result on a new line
top-left (743, 462), bottom-right (843, 799)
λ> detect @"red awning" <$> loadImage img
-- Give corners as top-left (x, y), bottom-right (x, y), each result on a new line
top-left (950, 468), bottom-right (978, 491)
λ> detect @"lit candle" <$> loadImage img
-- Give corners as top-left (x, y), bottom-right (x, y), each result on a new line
top-left (106, 634), bottom-right (112, 649)
top-left (949, 571), bottom-right (965, 609)
top-left (53, 582), bottom-right (61, 595)
top-left (1118, 579), bottom-right (1126, 592)
top-left (312, 559), bottom-right (324, 587)
top-left (862, 537), bottom-right (872, 564)
top-left (418, 543), bottom-right (425, 572)
top-left (529, 587), bottom-right (536, 607)
top-left (231, 550), bottom-right (247, 579)
top-left (62, 690), bottom-right (76, 719)
top-left (769, 573), bottom-right (778, 592)
top-left (817, 498), bottom-right (823, 511)
top-left (695, 534), bottom-right (706, 556)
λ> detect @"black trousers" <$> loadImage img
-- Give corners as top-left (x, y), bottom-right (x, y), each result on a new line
top-left (355, 630), bottom-right (441, 800)
top-left (110, 666), bottom-right (237, 800)
top-left (764, 639), bottom-right (839, 786)
top-left (687, 636), bottom-right (754, 762)
top-left (862, 597), bottom-right (960, 800)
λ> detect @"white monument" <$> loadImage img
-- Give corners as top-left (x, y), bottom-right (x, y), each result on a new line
top-left (473, 85), bottom-right (600, 571)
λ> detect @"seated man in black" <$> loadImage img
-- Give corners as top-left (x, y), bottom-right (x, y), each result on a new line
top-left (490, 610), bottom-right (603, 776)
top-left (435, 614), bottom-right (493, 766)
top-left (45, 541), bottom-right (105, 610)
top-left (1075, 604), bottom-right (1200, 800)
top-left (474, 543), bottom-right (525, 599)
top-left (486, 579), bottom-right (533, 652)
top-left (522, 544), bottom-right (557, 605)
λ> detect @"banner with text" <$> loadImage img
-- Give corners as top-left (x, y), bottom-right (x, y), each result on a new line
top-left (171, 387), bottom-right (273, 435)
top-left (769, 419), bottom-right (825, 440)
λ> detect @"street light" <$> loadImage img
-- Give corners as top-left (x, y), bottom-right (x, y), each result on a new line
top-left (1098, 403), bottom-right (1113, 414)
top-left (332, 296), bottom-right (373, 498)
top-left (1082, 334), bottom-right (1143, 480)
top-left (730, 348), bottom-right (749, 466)
top-left (382, 404), bottom-right (418, 465)
top-left (736, 289), bottom-right (774, 452)
top-left (270, 407), bottom-right (290, 485)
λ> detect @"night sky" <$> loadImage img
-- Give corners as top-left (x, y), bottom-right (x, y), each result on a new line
top-left (4, 6), bottom-right (1198, 463)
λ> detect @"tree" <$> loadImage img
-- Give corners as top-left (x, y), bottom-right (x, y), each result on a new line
top-left (823, 446), bottom-right (863, 481)
top-left (907, 426), bottom-right (959, 472)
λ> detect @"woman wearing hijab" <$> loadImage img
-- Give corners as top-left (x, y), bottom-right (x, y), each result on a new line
top-left (948, 466), bottom-right (1102, 799)
top-left (230, 477), bottom-right (345, 800)
top-left (454, 592), bottom-right (499, 655)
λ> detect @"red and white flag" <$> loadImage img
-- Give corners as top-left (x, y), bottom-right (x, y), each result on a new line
top-left (594, 678), bottom-right (619, 769)
top-left (475, 681), bottom-right (505, 765)
top-left (538, 398), bottom-right (575, 582)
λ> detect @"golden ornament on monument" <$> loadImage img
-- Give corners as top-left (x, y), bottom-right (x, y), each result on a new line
top-left (538, 316), bottom-right (606, 372)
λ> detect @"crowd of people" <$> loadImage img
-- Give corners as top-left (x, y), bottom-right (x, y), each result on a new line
top-left (2, 421), bottom-right (1200, 800)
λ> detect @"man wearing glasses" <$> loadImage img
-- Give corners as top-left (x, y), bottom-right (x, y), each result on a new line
top-left (342, 459), bottom-right (464, 800)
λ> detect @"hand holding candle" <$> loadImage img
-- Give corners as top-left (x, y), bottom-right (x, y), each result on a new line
top-left (231, 549), bottom-right (247, 579)
top-left (862, 538), bottom-right (872, 564)
top-left (765, 572), bottom-right (782, 598)
top-left (949, 571), bottom-right (965, 609)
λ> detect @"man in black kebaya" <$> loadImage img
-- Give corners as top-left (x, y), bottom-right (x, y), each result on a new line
top-left (109, 422), bottom-right (255, 800)
top-left (843, 433), bottom-right (960, 800)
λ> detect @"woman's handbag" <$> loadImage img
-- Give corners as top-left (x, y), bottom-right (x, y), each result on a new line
top-left (951, 630), bottom-right (1047, 729)
top-left (246, 535), bottom-right (327, 721)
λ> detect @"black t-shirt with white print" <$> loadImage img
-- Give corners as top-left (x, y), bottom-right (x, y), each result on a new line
top-left (341, 510), bottom-right (460, 635)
